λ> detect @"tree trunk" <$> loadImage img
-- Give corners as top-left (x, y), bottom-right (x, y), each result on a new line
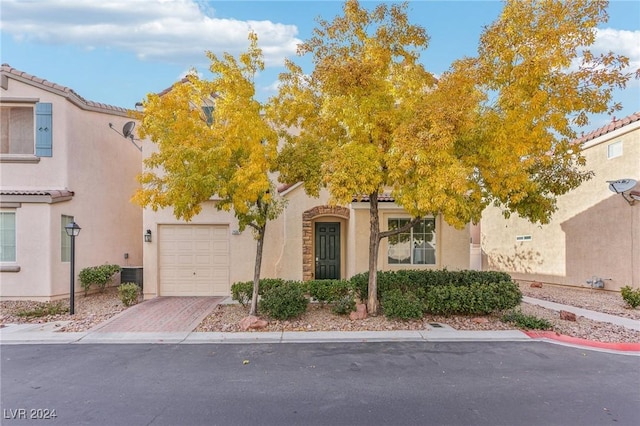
top-left (367, 192), bottom-right (381, 315)
top-left (249, 224), bottom-right (266, 316)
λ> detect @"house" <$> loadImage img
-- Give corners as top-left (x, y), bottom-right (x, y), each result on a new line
top-left (140, 106), bottom-right (474, 299)
top-left (0, 64), bottom-right (143, 301)
top-left (481, 112), bottom-right (640, 291)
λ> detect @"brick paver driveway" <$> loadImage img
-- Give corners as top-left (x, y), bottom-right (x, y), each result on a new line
top-left (90, 297), bottom-right (223, 333)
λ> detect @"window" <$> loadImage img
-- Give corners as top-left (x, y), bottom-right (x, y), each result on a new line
top-left (388, 218), bottom-right (436, 265)
top-left (0, 211), bottom-right (16, 262)
top-left (61, 215), bottom-right (74, 262)
top-left (0, 103), bottom-right (52, 157)
top-left (1, 106), bottom-right (34, 154)
top-left (607, 141), bottom-right (622, 159)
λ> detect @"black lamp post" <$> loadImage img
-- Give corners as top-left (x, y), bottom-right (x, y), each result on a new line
top-left (64, 221), bottom-right (81, 315)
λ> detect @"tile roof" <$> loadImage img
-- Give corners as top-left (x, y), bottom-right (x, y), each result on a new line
top-left (0, 189), bottom-right (74, 203)
top-left (1, 63), bottom-right (130, 115)
top-left (576, 111), bottom-right (640, 145)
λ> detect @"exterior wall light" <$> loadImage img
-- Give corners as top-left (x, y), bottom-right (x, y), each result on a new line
top-left (64, 221), bottom-right (81, 315)
top-left (144, 229), bottom-right (152, 243)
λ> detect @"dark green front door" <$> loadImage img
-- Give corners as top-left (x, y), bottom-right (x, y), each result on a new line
top-left (315, 222), bottom-right (340, 280)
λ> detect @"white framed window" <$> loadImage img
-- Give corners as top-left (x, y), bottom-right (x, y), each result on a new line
top-left (0, 211), bottom-right (17, 262)
top-left (61, 215), bottom-right (74, 262)
top-left (0, 103), bottom-right (52, 157)
top-left (607, 141), bottom-right (622, 159)
top-left (516, 235), bottom-right (532, 242)
top-left (1, 105), bottom-right (34, 154)
top-left (388, 218), bottom-right (436, 265)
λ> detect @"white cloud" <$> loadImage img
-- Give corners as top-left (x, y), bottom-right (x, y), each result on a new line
top-left (0, 0), bottom-right (301, 67)
top-left (594, 28), bottom-right (640, 72)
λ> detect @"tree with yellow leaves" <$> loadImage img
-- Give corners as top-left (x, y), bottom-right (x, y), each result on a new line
top-left (134, 32), bottom-right (282, 315)
top-left (269, 0), bottom-right (635, 315)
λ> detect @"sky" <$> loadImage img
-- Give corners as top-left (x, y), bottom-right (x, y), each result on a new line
top-left (1, 0), bottom-right (639, 130)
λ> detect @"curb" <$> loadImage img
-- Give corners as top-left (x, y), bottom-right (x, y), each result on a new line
top-left (525, 331), bottom-right (640, 353)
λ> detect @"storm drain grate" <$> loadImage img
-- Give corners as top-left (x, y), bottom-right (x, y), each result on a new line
top-left (429, 323), bottom-right (444, 328)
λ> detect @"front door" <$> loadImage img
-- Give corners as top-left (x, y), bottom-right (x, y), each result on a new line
top-left (315, 222), bottom-right (340, 280)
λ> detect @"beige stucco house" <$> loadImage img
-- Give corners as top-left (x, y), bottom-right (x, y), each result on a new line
top-left (142, 182), bottom-right (473, 299)
top-left (0, 64), bottom-right (143, 301)
top-left (140, 117), bottom-right (473, 299)
top-left (481, 112), bottom-right (640, 291)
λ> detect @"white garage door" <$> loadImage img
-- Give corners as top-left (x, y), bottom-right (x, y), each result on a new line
top-left (159, 225), bottom-right (230, 296)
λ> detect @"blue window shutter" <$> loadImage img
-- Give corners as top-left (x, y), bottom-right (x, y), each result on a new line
top-left (202, 106), bottom-right (214, 125)
top-left (35, 103), bottom-right (53, 157)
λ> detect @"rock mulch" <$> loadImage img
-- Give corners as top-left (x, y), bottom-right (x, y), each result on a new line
top-left (2, 282), bottom-right (639, 343)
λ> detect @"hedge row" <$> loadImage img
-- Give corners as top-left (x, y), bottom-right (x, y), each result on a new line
top-left (231, 270), bottom-right (521, 320)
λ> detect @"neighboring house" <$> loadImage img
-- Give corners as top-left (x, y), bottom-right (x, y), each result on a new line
top-left (481, 112), bottom-right (640, 291)
top-left (0, 64), bottom-right (143, 301)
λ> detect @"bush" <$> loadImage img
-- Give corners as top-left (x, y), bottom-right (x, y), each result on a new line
top-left (79, 264), bottom-right (121, 295)
top-left (381, 289), bottom-right (424, 320)
top-left (259, 281), bottom-right (309, 320)
top-left (17, 302), bottom-right (68, 318)
top-left (308, 279), bottom-right (354, 304)
top-left (118, 283), bottom-right (140, 307)
top-left (424, 281), bottom-right (522, 316)
top-left (231, 278), bottom-right (288, 307)
top-left (332, 295), bottom-right (356, 315)
top-left (621, 286), bottom-right (640, 309)
top-left (231, 281), bottom-right (253, 307)
top-left (350, 269), bottom-right (514, 302)
top-left (502, 309), bottom-right (552, 330)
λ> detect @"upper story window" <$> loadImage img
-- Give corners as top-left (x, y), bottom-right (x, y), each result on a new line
top-left (607, 140), bottom-right (622, 159)
top-left (0, 103), bottom-right (52, 157)
top-left (388, 218), bottom-right (436, 265)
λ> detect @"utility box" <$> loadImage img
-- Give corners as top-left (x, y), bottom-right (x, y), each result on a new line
top-left (121, 266), bottom-right (143, 290)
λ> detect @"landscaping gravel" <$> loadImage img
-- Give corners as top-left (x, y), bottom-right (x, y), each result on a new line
top-left (2, 282), bottom-right (639, 343)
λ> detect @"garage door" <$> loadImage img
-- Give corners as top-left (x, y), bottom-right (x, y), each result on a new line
top-left (159, 225), bottom-right (230, 296)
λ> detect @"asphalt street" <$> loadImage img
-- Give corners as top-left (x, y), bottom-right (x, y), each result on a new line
top-left (1, 341), bottom-right (639, 426)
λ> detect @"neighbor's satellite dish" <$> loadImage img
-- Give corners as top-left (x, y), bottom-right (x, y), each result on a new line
top-left (122, 121), bottom-right (136, 139)
top-left (630, 191), bottom-right (640, 202)
top-left (607, 179), bottom-right (637, 193)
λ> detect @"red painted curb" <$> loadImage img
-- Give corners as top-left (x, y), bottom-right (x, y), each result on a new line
top-left (525, 331), bottom-right (640, 352)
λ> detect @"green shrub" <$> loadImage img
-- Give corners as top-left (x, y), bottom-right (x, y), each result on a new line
top-left (308, 279), bottom-right (354, 304)
top-left (17, 302), bottom-right (68, 318)
top-left (350, 269), bottom-right (514, 302)
top-left (118, 283), bottom-right (140, 307)
top-left (231, 281), bottom-right (253, 307)
top-left (381, 289), bottom-right (424, 320)
top-left (231, 278), bottom-right (288, 307)
top-left (78, 264), bottom-right (121, 295)
top-left (424, 281), bottom-right (522, 316)
top-left (502, 309), bottom-right (553, 330)
top-left (259, 281), bottom-right (309, 320)
top-left (332, 295), bottom-right (356, 315)
top-left (621, 286), bottom-right (640, 308)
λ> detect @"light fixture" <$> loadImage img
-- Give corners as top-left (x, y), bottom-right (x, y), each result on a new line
top-left (64, 221), bottom-right (81, 315)
top-left (607, 178), bottom-right (639, 206)
top-left (144, 229), bottom-right (152, 243)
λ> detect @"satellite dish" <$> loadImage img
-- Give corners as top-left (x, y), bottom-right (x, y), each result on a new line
top-left (630, 191), bottom-right (640, 202)
top-left (122, 121), bottom-right (136, 139)
top-left (607, 178), bottom-right (637, 194)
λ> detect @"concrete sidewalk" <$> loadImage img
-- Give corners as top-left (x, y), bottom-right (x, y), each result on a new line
top-left (523, 296), bottom-right (640, 331)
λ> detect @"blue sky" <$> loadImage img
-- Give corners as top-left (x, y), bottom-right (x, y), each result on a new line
top-left (1, 0), bottom-right (639, 129)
